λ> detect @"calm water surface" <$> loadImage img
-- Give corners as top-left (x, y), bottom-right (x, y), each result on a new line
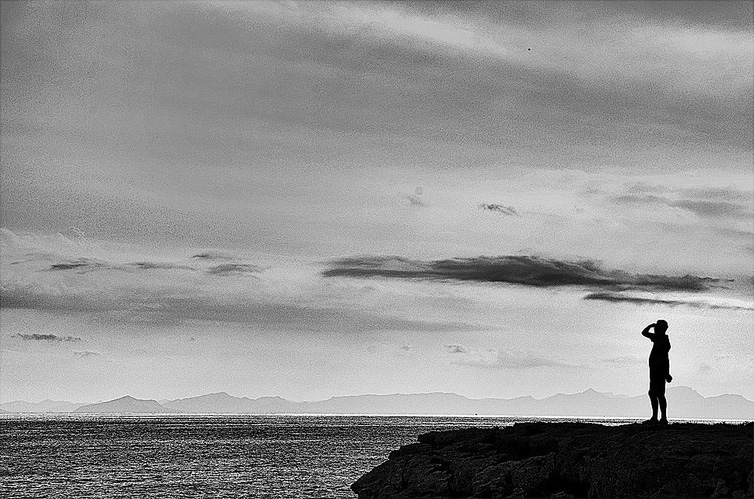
top-left (1, 414), bottom-right (639, 498)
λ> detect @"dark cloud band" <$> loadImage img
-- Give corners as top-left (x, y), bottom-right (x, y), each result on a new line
top-left (323, 255), bottom-right (716, 292)
top-left (206, 263), bottom-right (263, 276)
top-left (45, 257), bottom-right (262, 276)
top-left (583, 292), bottom-right (753, 311)
top-left (479, 204), bottom-right (519, 216)
top-left (49, 259), bottom-right (110, 272)
top-left (11, 333), bottom-right (82, 342)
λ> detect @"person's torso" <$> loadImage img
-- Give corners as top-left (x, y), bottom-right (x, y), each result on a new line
top-left (649, 336), bottom-right (670, 366)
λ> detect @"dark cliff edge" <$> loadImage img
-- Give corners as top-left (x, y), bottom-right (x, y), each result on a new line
top-left (352, 422), bottom-right (753, 498)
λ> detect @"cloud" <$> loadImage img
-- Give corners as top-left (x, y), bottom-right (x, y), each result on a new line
top-left (479, 204), bottom-right (519, 216)
top-left (5, 1), bottom-right (747, 182)
top-left (11, 333), bottom-right (82, 342)
top-left (608, 183), bottom-right (753, 224)
top-left (38, 247), bottom-right (261, 277)
top-left (444, 344), bottom-right (574, 370)
top-left (678, 186), bottom-right (751, 203)
top-left (2, 229), bottom-right (484, 334)
top-left (0, 278), bottom-right (478, 333)
top-left (444, 344), bottom-right (469, 354)
top-left (2, 2), bottom-right (751, 274)
top-left (192, 252), bottom-right (236, 261)
top-left (47, 257), bottom-right (264, 276)
top-left (73, 350), bottom-right (100, 358)
top-left (323, 255), bottom-right (716, 292)
top-left (611, 194), bottom-right (751, 220)
top-left (406, 195), bottom-right (426, 207)
top-left (206, 263), bottom-right (263, 276)
top-left (583, 292), bottom-right (754, 311)
top-left (128, 261), bottom-right (194, 271)
top-left (48, 259), bottom-right (113, 273)
top-left (671, 199), bottom-right (750, 219)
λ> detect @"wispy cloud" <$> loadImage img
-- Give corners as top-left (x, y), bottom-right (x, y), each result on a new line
top-left (129, 261), bottom-right (194, 271)
top-left (672, 199), bottom-right (750, 219)
top-left (192, 252), bottom-right (237, 261)
top-left (406, 194), bottom-right (426, 207)
top-left (324, 255), bottom-right (716, 292)
top-left (206, 263), bottom-right (263, 276)
top-left (611, 194), bottom-right (751, 220)
top-left (1, 281), bottom-right (479, 332)
top-left (43, 252), bottom-right (263, 277)
top-left (444, 344), bottom-right (468, 354)
top-left (479, 204), bottom-right (519, 216)
top-left (11, 333), bottom-right (82, 342)
top-left (49, 259), bottom-right (112, 273)
top-left (678, 186), bottom-right (752, 203)
top-left (73, 350), bottom-right (100, 358)
top-left (583, 292), bottom-right (754, 311)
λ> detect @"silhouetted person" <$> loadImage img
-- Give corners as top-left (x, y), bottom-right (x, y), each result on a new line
top-left (641, 320), bottom-right (672, 424)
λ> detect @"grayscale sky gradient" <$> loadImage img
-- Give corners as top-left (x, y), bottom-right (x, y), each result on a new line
top-left (1, 1), bottom-right (752, 403)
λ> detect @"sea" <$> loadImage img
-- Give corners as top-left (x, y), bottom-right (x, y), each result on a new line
top-left (0, 414), bottom-right (652, 498)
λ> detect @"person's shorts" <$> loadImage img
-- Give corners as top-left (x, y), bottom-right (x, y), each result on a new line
top-left (648, 377), bottom-right (666, 396)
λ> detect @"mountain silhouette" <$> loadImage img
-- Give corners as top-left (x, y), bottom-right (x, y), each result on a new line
top-left (73, 395), bottom-right (176, 414)
top-left (5, 387), bottom-right (751, 419)
top-left (163, 392), bottom-right (297, 413)
top-left (0, 399), bottom-right (84, 413)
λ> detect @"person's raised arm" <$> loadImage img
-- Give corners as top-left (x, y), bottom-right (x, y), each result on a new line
top-left (641, 323), bottom-right (655, 339)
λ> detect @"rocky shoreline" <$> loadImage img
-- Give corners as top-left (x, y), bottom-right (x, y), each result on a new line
top-left (352, 422), bottom-right (753, 498)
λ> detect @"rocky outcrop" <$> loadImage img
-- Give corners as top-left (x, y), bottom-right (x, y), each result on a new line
top-left (352, 422), bottom-right (753, 498)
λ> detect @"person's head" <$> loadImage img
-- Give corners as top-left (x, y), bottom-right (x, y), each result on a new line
top-left (655, 320), bottom-right (668, 334)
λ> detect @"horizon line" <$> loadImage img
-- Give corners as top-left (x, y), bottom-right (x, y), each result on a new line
top-left (4, 385), bottom-right (753, 406)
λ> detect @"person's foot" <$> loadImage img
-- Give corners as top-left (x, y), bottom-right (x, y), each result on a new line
top-left (642, 418), bottom-right (658, 425)
top-left (658, 418), bottom-right (669, 425)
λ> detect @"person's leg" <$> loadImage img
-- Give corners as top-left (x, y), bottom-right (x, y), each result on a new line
top-left (658, 395), bottom-right (667, 422)
top-left (644, 371), bottom-right (662, 424)
top-left (658, 381), bottom-right (668, 423)
top-left (649, 392), bottom-right (658, 420)
top-left (643, 384), bottom-right (659, 424)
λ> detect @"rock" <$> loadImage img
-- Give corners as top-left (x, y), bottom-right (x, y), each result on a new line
top-left (352, 422), bottom-right (753, 498)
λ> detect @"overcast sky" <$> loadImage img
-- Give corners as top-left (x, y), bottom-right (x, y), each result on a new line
top-left (1, 1), bottom-right (752, 404)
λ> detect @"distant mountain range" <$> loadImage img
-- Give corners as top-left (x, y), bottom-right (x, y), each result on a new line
top-left (1, 399), bottom-right (86, 413)
top-left (72, 396), bottom-right (175, 414)
top-left (2, 387), bottom-right (752, 420)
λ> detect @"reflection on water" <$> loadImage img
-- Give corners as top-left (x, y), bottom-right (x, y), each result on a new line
top-left (0, 414), bottom-right (640, 498)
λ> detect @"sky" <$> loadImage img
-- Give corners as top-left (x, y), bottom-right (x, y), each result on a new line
top-left (1, 1), bottom-right (753, 404)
